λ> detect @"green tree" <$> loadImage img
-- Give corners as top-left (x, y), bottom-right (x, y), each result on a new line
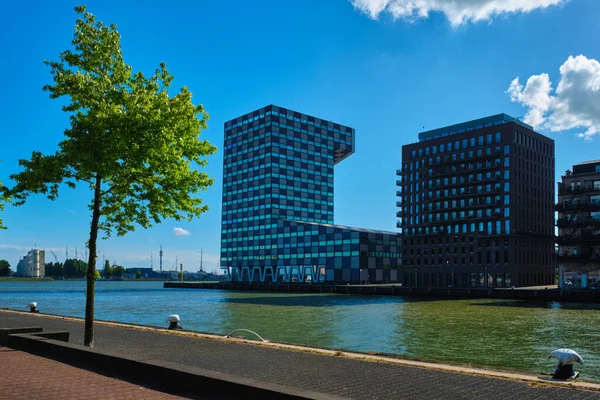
top-left (9, 6), bottom-right (215, 347)
top-left (45, 262), bottom-right (64, 277)
top-left (0, 162), bottom-right (7, 230)
top-left (0, 260), bottom-right (10, 277)
top-left (112, 265), bottom-right (126, 277)
top-left (94, 269), bottom-right (101, 280)
top-left (102, 259), bottom-right (112, 278)
top-left (135, 269), bottom-right (141, 279)
top-left (63, 258), bottom-right (87, 278)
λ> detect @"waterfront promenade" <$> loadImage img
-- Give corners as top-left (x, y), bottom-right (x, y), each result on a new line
top-left (1, 310), bottom-right (599, 399)
top-left (0, 346), bottom-right (185, 400)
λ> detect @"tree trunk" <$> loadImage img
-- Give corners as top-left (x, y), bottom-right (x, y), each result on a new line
top-left (84, 174), bottom-right (102, 347)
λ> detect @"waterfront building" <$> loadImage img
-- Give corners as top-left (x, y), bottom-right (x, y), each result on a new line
top-left (397, 114), bottom-right (555, 288)
top-left (556, 160), bottom-right (600, 288)
top-left (16, 249), bottom-right (45, 278)
top-left (221, 105), bottom-right (400, 283)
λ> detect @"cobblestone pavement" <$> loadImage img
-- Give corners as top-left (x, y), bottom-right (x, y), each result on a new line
top-left (1, 311), bottom-right (599, 400)
top-left (0, 346), bottom-right (184, 400)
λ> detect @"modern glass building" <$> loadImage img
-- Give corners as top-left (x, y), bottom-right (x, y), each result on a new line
top-left (221, 105), bottom-right (400, 283)
top-left (397, 114), bottom-right (556, 288)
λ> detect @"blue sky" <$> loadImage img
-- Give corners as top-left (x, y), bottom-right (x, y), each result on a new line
top-left (1, 0), bottom-right (599, 271)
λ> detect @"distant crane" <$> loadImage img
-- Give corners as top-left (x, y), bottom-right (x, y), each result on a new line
top-left (49, 251), bottom-right (59, 263)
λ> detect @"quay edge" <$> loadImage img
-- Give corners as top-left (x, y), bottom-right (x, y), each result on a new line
top-left (163, 281), bottom-right (600, 302)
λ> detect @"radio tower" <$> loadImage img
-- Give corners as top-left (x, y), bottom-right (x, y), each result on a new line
top-left (159, 245), bottom-right (163, 272)
top-left (199, 249), bottom-right (204, 273)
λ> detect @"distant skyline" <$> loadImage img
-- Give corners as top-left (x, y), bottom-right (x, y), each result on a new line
top-left (1, 0), bottom-right (599, 271)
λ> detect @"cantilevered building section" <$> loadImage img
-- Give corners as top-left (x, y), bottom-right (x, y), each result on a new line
top-left (556, 160), bottom-right (600, 288)
top-left (221, 105), bottom-right (400, 283)
top-left (397, 114), bottom-right (555, 288)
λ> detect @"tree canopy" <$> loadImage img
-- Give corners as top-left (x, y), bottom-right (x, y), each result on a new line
top-left (9, 5), bottom-right (216, 346)
top-left (112, 265), bottom-right (126, 277)
top-left (102, 259), bottom-right (112, 278)
top-left (0, 260), bottom-right (10, 277)
top-left (0, 162), bottom-right (7, 230)
top-left (45, 262), bottom-right (64, 277)
top-left (63, 259), bottom-right (87, 278)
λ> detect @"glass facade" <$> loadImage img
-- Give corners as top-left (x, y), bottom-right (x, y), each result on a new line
top-left (221, 105), bottom-right (399, 283)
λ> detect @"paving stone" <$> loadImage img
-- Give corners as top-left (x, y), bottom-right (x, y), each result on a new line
top-left (0, 346), bottom-right (184, 400)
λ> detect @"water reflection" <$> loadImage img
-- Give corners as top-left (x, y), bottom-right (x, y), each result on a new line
top-left (471, 300), bottom-right (600, 310)
top-left (1, 281), bottom-right (599, 381)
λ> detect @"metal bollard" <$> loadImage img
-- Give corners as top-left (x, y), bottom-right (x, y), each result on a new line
top-left (166, 314), bottom-right (182, 330)
top-left (548, 348), bottom-right (583, 380)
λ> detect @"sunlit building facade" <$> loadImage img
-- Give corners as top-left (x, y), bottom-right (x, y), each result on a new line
top-left (16, 249), bottom-right (45, 278)
top-left (397, 114), bottom-right (555, 288)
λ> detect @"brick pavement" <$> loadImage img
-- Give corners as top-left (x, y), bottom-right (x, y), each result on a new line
top-left (0, 346), bottom-right (184, 400)
top-left (1, 311), bottom-right (599, 400)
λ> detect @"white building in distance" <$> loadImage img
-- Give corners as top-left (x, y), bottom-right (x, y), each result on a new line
top-left (17, 249), bottom-right (45, 278)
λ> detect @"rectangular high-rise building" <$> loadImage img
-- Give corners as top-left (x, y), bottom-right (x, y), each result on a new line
top-left (221, 105), bottom-right (400, 283)
top-left (556, 160), bottom-right (600, 288)
top-left (397, 114), bottom-right (555, 288)
top-left (16, 249), bottom-right (45, 278)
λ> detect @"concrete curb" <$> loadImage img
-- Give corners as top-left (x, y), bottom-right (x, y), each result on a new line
top-left (4, 330), bottom-right (347, 400)
top-left (3, 309), bottom-right (600, 393)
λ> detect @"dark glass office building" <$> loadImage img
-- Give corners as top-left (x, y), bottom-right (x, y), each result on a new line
top-left (221, 105), bottom-right (400, 283)
top-left (397, 114), bottom-right (555, 288)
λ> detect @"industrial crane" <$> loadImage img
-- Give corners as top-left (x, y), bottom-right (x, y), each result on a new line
top-left (49, 251), bottom-right (59, 263)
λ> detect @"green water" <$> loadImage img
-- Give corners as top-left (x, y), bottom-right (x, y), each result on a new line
top-left (1, 280), bottom-right (598, 380)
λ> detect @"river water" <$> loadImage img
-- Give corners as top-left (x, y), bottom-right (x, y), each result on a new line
top-left (1, 280), bottom-right (599, 381)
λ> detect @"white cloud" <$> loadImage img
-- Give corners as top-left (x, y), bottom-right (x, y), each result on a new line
top-left (351, 0), bottom-right (565, 26)
top-left (507, 55), bottom-right (600, 140)
top-left (173, 227), bottom-right (190, 236)
top-left (0, 244), bottom-right (64, 253)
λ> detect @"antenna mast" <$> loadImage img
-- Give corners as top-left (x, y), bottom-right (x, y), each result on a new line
top-left (159, 245), bottom-right (163, 272)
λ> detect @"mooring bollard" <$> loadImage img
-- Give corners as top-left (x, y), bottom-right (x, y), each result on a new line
top-left (27, 302), bottom-right (39, 313)
top-left (166, 314), bottom-right (182, 330)
top-left (548, 348), bottom-right (583, 380)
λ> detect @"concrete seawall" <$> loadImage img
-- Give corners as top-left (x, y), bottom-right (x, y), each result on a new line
top-left (164, 281), bottom-right (600, 302)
